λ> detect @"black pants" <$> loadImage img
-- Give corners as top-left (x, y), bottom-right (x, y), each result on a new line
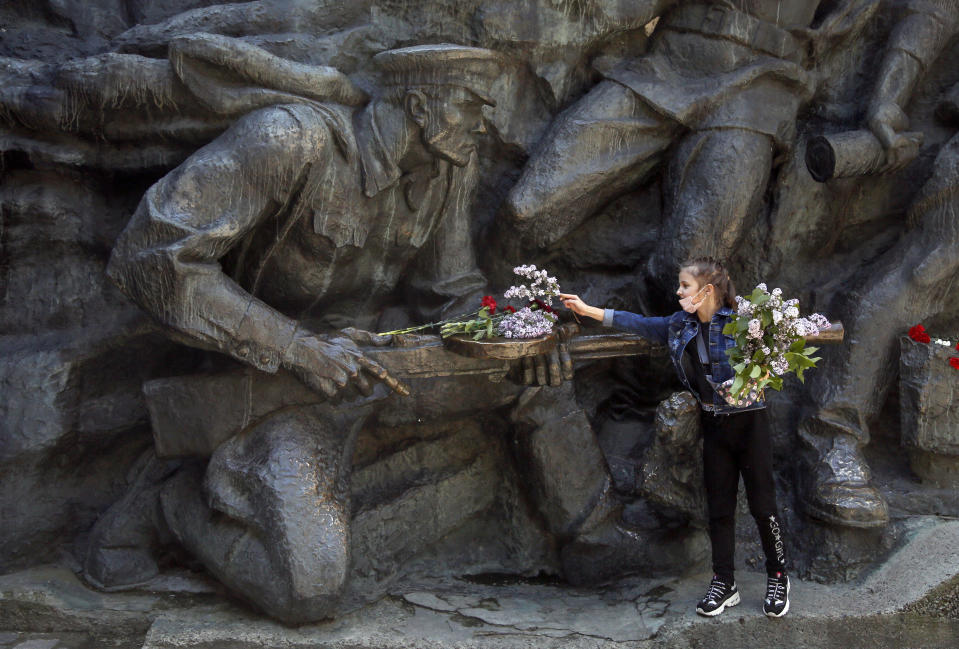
top-left (702, 408), bottom-right (787, 581)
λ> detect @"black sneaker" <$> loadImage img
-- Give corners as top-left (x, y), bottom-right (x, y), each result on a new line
top-left (763, 571), bottom-right (790, 617)
top-left (696, 575), bottom-right (740, 617)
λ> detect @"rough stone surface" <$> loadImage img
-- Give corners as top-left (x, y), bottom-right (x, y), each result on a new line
top-left (1, 0), bottom-right (959, 632)
top-left (900, 336), bottom-right (959, 475)
top-left (2, 518), bottom-right (959, 649)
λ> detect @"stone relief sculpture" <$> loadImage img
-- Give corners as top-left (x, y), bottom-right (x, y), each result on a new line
top-left (1, 0), bottom-right (958, 634)
top-left (68, 37), bottom-right (703, 623)
top-left (85, 44), bottom-right (510, 623)
top-left (504, 0), bottom-right (878, 272)
top-left (796, 0), bottom-right (959, 528)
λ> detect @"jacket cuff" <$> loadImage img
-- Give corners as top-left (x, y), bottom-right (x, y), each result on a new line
top-left (603, 308), bottom-right (615, 328)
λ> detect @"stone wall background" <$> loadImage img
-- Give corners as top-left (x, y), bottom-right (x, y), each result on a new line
top-left (1, 0), bottom-right (958, 597)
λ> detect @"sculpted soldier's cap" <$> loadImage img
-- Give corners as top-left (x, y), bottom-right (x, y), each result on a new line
top-left (374, 44), bottom-right (505, 106)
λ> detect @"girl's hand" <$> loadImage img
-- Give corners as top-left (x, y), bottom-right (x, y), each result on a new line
top-left (559, 293), bottom-right (604, 322)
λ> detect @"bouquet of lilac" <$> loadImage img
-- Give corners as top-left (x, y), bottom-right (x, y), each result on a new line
top-left (718, 283), bottom-right (830, 406)
top-left (379, 265), bottom-right (560, 341)
top-left (498, 265), bottom-right (559, 339)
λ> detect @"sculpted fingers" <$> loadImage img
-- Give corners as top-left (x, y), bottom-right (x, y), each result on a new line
top-left (355, 354), bottom-right (409, 396)
top-left (534, 354), bottom-right (548, 386)
top-left (559, 344), bottom-right (574, 382)
top-left (522, 356), bottom-right (535, 385)
top-left (548, 348), bottom-right (562, 386)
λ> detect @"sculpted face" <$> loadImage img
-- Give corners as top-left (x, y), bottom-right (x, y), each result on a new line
top-left (409, 87), bottom-right (487, 167)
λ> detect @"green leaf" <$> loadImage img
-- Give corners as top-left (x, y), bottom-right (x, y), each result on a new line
top-left (750, 364), bottom-right (762, 379)
top-left (750, 287), bottom-right (765, 302)
top-left (752, 349), bottom-right (765, 363)
top-left (472, 331), bottom-right (485, 340)
top-left (723, 321), bottom-right (737, 335)
top-left (737, 317), bottom-right (750, 332)
top-left (789, 338), bottom-right (805, 353)
top-left (733, 362), bottom-right (746, 373)
top-left (760, 311), bottom-right (772, 328)
top-left (754, 293), bottom-right (770, 306)
top-left (731, 376), bottom-right (745, 395)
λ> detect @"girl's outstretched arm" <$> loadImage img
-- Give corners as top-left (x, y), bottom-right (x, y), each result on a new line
top-left (559, 293), bottom-right (670, 345)
top-left (559, 294), bottom-right (604, 321)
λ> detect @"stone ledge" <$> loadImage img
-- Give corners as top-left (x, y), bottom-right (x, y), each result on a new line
top-left (1, 519), bottom-right (958, 649)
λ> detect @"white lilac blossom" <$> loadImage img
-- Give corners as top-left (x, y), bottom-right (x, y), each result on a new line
top-left (720, 282), bottom-right (830, 404)
top-left (497, 307), bottom-right (556, 338)
top-left (772, 357), bottom-right (789, 376)
top-left (504, 264), bottom-right (561, 305)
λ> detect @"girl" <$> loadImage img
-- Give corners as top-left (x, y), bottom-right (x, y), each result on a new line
top-left (559, 258), bottom-right (790, 618)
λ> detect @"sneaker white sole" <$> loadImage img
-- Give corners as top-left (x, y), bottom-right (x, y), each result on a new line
top-left (696, 591), bottom-right (740, 617)
top-left (765, 579), bottom-right (791, 618)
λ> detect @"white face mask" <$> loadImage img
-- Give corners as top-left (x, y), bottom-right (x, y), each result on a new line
top-left (678, 286), bottom-right (709, 313)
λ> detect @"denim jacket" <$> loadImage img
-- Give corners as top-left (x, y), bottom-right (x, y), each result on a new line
top-left (603, 306), bottom-right (766, 414)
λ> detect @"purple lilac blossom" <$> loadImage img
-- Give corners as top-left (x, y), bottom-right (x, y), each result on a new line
top-left (497, 307), bottom-right (556, 338)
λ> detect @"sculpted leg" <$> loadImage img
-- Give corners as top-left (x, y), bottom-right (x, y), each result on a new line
top-left (798, 134), bottom-right (959, 527)
top-left (505, 79), bottom-right (679, 248)
top-left (511, 384), bottom-right (705, 584)
top-left (649, 128), bottom-right (774, 281)
top-left (161, 402), bottom-right (372, 624)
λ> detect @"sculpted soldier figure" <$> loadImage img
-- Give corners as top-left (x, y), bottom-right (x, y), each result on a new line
top-left (504, 0), bottom-right (875, 273)
top-left (502, 0), bottom-right (894, 527)
top-left (797, 0), bottom-right (959, 528)
top-left (99, 44), bottom-right (502, 623)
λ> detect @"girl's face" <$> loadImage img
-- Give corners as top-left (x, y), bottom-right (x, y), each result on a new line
top-left (676, 270), bottom-right (702, 300)
top-left (677, 270), bottom-right (712, 313)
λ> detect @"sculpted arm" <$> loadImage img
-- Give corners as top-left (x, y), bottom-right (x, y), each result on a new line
top-left (107, 107), bottom-right (396, 397)
top-left (868, 0), bottom-right (958, 164)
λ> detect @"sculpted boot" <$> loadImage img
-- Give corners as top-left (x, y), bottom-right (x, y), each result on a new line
top-left (83, 449), bottom-right (180, 589)
top-left (798, 409), bottom-right (888, 528)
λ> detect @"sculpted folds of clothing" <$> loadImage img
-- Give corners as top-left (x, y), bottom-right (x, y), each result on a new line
top-left (108, 99), bottom-right (484, 361)
top-left (597, 3), bottom-right (815, 149)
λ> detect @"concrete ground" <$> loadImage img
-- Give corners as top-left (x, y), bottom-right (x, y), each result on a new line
top-left (1, 518), bottom-right (958, 649)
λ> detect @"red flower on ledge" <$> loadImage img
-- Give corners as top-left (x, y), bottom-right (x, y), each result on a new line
top-left (908, 324), bottom-right (931, 344)
top-left (504, 305), bottom-right (516, 313)
top-left (532, 298), bottom-right (554, 314)
top-left (950, 357), bottom-right (959, 371)
top-left (481, 295), bottom-right (497, 315)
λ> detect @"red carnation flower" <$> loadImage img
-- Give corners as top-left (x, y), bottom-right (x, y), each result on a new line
top-left (504, 305), bottom-right (516, 313)
top-left (481, 295), bottom-right (497, 315)
top-left (955, 342), bottom-right (959, 351)
top-left (908, 324), bottom-right (931, 344)
top-left (950, 357), bottom-right (959, 371)
top-left (532, 298), bottom-right (554, 314)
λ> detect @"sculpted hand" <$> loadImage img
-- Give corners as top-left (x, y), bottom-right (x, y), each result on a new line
top-left (867, 101), bottom-right (922, 173)
top-left (515, 323), bottom-right (578, 387)
top-left (282, 330), bottom-right (409, 399)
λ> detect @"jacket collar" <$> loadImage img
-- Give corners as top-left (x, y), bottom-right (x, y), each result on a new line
top-left (357, 101), bottom-right (403, 199)
top-left (683, 305), bottom-right (733, 325)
